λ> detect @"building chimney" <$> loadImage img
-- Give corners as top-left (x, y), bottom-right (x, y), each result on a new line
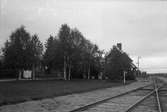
top-left (117, 43), bottom-right (122, 50)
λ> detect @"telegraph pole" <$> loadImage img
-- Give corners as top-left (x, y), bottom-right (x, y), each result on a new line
top-left (137, 56), bottom-right (141, 76)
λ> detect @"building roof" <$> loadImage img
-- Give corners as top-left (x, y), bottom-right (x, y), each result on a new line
top-left (106, 44), bottom-right (137, 69)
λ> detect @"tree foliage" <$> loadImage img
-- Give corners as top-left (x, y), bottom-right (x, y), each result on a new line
top-left (43, 24), bottom-right (103, 80)
top-left (2, 26), bottom-right (43, 71)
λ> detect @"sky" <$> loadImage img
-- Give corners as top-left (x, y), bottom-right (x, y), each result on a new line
top-left (0, 0), bottom-right (167, 73)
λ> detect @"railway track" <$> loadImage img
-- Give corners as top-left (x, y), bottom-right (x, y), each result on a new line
top-left (70, 78), bottom-right (167, 112)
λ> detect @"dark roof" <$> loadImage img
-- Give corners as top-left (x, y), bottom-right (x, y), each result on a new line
top-left (106, 45), bottom-right (137, 69)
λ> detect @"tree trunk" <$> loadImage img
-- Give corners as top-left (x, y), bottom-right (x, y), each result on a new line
top-left (83, 64), bottom-right (86, 79)
top-left (68, 64), bottom-right (71, 80)
top-left (32, 64), bottom-right (35, 80)
top-left (64, 56), bottom-right (67, 80)
top-left (88, 63), bottom-right (90, 79)
top-left (18, 69), bottom-right (22, 80)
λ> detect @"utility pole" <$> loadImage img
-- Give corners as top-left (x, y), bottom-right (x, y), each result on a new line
top-left (137, 56), bottom-right (141, 77)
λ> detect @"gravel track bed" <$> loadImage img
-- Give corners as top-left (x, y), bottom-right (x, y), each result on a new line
top-left (159, 88), bottom-right (167, 111)
top-left (131, 94), bottom-right (157, 112)
top-left (81, 89), bottom-right (153, 112)
top-left (156, 77), bottom-right (167, 111)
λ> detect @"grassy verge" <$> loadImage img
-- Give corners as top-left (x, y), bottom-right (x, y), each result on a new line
top-left (0, 79), bottom-right (132, 106)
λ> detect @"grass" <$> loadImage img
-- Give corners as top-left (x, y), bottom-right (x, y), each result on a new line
top-left (0, 79), bottom-right (129, 106)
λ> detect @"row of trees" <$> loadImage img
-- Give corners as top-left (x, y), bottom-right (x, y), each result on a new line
top-left (0, 24), bottom-right (136, 80)
top-left (43, 24), bottom-right (103, 80)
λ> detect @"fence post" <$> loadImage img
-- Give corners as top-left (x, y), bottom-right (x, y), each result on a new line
top-left (123, 71), bottom-right (126, 84)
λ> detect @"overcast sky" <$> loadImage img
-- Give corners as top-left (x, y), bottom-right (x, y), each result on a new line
top-left (0, 0), bottom-right (167, 73)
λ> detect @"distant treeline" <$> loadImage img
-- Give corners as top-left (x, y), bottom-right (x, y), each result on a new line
top-left (0, 24), bottom-right (136, 80)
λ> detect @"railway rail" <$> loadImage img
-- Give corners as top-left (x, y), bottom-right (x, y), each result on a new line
top-left (70, 78), bottom-right (167, 112)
